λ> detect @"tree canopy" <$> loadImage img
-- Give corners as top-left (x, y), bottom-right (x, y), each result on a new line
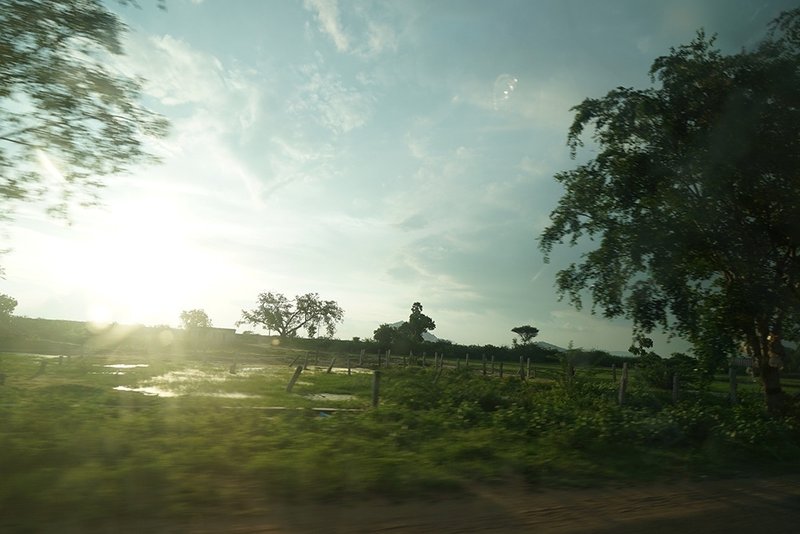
top-left (238, 292), bottom-right (344, 339)
top-left (407, 302), bottom-right (435, 342)
top-left (512, 325), bottom-right (539, 344)
top-left (179, 309), bottom-right (211, 329)
top-left (0, 0), bottom-right (168, 222)
top-left (539, 9), bottom-right (800, 412)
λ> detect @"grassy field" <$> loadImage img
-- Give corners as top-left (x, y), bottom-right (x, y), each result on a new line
top-left (1, 347), bottom-right (799, 531)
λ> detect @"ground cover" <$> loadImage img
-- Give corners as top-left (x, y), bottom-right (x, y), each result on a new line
top-left (1, 350), bottom-right (798, 532)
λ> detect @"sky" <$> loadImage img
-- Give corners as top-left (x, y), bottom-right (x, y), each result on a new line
top-left (0, 0), bottom-right (795, 353)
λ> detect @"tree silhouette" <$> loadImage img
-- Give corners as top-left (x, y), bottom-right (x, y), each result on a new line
top-left (512, 325), bottom-right (539, 344)
top-left (408, 302), bottom-right (435, 342)
top-left (179, 309), bottom-right (212, 329)
top-left (540, 9), bottom-right (800, 413)
top-left (239, 292), bottom-right (344, 339)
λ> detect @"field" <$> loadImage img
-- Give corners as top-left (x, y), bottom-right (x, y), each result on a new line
top-left (1, 343), bottom-right (800, 532)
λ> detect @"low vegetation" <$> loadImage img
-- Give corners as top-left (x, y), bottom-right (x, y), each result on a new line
top-left (1, 345), bottom-right (798, 531)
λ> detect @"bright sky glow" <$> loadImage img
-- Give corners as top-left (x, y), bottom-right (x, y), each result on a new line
top-left (1, 0), bottom-right (793, 352)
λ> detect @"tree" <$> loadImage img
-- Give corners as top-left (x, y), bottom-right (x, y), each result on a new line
top-left (0, 0), bottom-right (168, 223)
top-left (511, 325), bottom-right (539, 344)
top-left (0, 293), bottom-right (17, 333)
top-left (373, 323), bottom-right (396, 351)
top-left (407, 302), bottom-right (435, 342)
top-left (539, 9), bottom-right (800, 413)
top-left (238, 292), bottom-right (344, 339)
top-left (179, 309), bottom-right (211, 329)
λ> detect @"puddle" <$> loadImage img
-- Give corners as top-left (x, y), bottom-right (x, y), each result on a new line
top-left (322, 367), bottom-right (374, 375)
top-left (114, 385), bottom-right (178, 397)
top-left (104, 364), bottom-right (149, 369)
top-left (307, 393), bottom-right (356, 401)
top-left (2, 353), bottom-right (66, 359)
top-left (113, 386), bottom-right (258, 399)
top-left (206, 392), bottom-right (259, 399)
top-left (149, 369), bottom-right (227, 383)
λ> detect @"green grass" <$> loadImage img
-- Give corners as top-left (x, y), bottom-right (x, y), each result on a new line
top-left (1, 351), bottom-right (799, 531)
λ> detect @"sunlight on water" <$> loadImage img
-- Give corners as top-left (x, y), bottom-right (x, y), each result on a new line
top-left (307, 393), bottom-right (356, 401)
top-left (114, 385), bottom-right (178, 397)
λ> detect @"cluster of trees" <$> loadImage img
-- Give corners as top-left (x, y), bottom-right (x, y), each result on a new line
top-left (373, 302), bottom-right (436, 353)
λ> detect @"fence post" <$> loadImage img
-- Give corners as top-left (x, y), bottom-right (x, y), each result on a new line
top-left (491, 355), bottom-right (495, 375)
top-left (672, 372), bottom-right (679, 402)
top-left (499, 361), bottom-right (504, 378)
top-left (526, 358), bottom-right (531, 379)
top-left (482, 354), bottom-right (487, 376)
top-left (303, 355), bottom-right (309, 370)
top-left (729, 366), bottom-right (738, 404)
top-left (372, 370), bottom-right (381, 408)
top-left (286, 366), bottom-right (303, 393)
top-left (465, 353), bottom-right (470, 368)
top-left (326, 357), bottom-right (336, 374)
top-left (618, 362), bottom-right (628, 405)
top-left (386, 349), bottom-right (391, 368)
top-left (422, 351), bottom-right (426, 367)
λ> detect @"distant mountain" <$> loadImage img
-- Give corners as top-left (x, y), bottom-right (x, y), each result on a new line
top-left (608, 350), bottom-right (634, 358)
top-left (533, 341), bottom-right (567, 352)
top-left (388, 321), bottom-right (441, 342)
top-left (532, 342), bottom-right (634, 357)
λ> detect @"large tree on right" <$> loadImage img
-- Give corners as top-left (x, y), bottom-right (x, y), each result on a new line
top-left (540, 9), bottom-right (800, 413)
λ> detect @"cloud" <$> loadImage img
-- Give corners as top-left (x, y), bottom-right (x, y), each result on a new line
top-left (303, 0), bottom-right (350, 53)
top-left (289, 62), bottom-right (375, 135)
top-left (303, 0), bottom-right (400, 58)
top-left (263, 136), bottom-right (336, 196)
top-left (118, 33), bottom-right (262, 138)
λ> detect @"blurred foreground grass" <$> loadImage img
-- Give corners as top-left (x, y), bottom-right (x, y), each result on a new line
top-left (1, 351), bottom-right (799, 531)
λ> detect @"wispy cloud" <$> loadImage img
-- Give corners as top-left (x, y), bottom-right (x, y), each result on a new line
top-left (289, 61), bottom-right (375, 135)
top-left (304, 0), bottom-right (350, 52)
top-left (303, 0), bottom-right (400, 58)
top-left (119, 33), bottom-right (261, 135)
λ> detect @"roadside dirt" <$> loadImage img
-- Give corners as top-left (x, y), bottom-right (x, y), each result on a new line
top-left (173, 475), bottom-right (800, 533)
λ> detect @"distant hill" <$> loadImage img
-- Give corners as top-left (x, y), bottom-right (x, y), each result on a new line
top-left (532, 342), bottom-right (635, 357)
top-left (533, 341), bottom-right (566, 352)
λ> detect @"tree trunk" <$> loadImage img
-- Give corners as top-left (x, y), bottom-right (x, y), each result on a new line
top-left (750, 321), bottom-right (786, 415)
top-left (762, 363), bottom-right (784, 414)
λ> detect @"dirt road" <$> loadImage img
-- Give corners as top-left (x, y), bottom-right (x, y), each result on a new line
top-left (175, 475), bottom-right (800, 533)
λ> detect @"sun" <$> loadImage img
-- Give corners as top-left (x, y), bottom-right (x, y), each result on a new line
top-left (74, 199), bottom-right (212, 325)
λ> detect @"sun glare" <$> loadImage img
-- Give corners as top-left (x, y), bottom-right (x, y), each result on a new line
top-left (74, 199), bottom-right (215, 326)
